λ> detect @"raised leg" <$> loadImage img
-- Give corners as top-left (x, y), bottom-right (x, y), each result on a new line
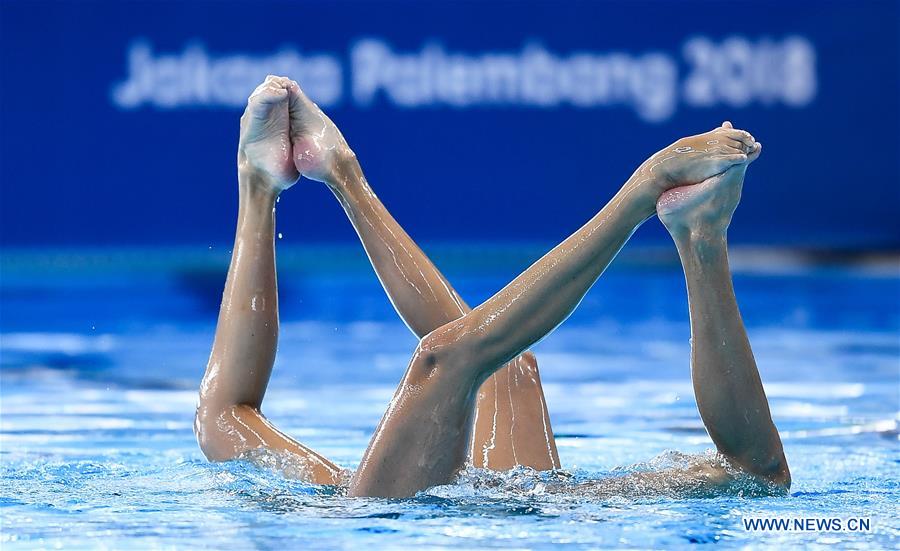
top-left (342, 123), bottom-right (754, 497)
top-left (658, 126), bottom-right (790, 487)
top-left (287, 82), bottom-right (559, 470)
top-left (194, 76), bottom-right (343, 485)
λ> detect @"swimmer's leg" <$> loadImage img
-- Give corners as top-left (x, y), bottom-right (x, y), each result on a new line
top-left (658, 129), bottom-right (790, 488)
top-left (287, 83), bottom-right (559, 471)
top-left (344, 125), bottom-right (752, 497)
top-left (326, 164), bottom-right (559, 471)
top-left (194, 76), bottom-right (343, 485)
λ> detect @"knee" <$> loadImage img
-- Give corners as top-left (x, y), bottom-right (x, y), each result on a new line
top-left (195, 367), bottom-right (236, 460)
top-left (193, 403), bottom-right (220, 460)
top-left (409, 331), bottom-right (449, 382)
top-left (411, 319), bottom-right (478, 382)
top-left (193, 402), bottom-right (238, 462)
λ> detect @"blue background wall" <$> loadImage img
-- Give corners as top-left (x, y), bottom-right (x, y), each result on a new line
top-left (1, 0), bottom-right (898, 249)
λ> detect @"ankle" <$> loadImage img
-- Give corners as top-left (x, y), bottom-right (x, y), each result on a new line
top-left (673, 222), bottom-right (727, 241)
top-left (238, 166), bottom-right (280, 204)
top-left (673, 229), bottom-right (728, 261)
top-left (324, 152), bottom-right (367, 195)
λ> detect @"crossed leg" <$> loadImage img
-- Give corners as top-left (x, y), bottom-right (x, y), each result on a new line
top-left (196, 76), bottom-right (787, 499)
top-left (320, 161), bottom-right (559, 471)
top-left (194, 75), bottom-right (558, 487)
top-left (344, 122), bottom-right (767, 497)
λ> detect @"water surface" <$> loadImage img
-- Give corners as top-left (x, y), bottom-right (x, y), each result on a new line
top-left (1, 248), bottom-right (898, 548)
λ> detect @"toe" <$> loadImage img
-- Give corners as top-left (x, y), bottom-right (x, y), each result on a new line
top-left (713, 153), bottom-right (748, 171)
top-left (260, 86), bottom-right (288, 103)
top-left (264, 75), bottom-right (292, 90)
top-left (747, 141), bottom-right (762, 162)
top-left (711, 144), bottom-right (744, 156)
top-left (718, 128), bottom-right (755, 149)
top-left (250, 77), bottom-right (288, 99)
top-left (718, 138), bottom-right (745, 151)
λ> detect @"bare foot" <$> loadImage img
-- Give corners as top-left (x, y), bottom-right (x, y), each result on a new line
top-left (657, 122), bottom-right (762, 236)
top-left (625, 121), bottom-right (757, 216)
top-left (286, 80), bottom-right (354, 184)
top-left (238, 76), bottom-right (300, 192)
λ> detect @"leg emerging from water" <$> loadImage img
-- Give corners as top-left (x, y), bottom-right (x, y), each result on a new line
top-left (658, 125), bottom-right (790, 487)
top-left (329, 167), bottom-right (559, 470)
top-left (334, 121), bottom-right (755, 497)
top-left (287, 83), bottom-right (559, 471)
top-left (194, 76), bottom-right (343, 485)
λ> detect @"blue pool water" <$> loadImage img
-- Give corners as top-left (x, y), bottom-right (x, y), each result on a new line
top-left (1, 247), bottom-right (898, 549)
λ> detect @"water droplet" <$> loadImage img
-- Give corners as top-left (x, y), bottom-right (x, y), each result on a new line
top-left (278, 233), bottom-right (283, 239)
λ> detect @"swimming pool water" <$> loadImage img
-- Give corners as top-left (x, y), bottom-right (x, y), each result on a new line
top-left (1, 248), bottom-right (898, 549)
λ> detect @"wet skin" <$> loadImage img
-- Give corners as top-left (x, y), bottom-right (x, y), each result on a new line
top-left (292, 79), bottom-right (563, 469)
top-left (195, 77), bottom-right (344, 484)
top-left (658, 126), bottom-right (790, 487)
top-left (319, 157), bottom-right (560, 472)
top-left (195, 76), bottom-right (788, 498)
top-left (197, 75), bottom-right (561, 477)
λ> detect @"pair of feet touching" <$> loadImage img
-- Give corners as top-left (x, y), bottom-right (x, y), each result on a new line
top-left (194, 74), bottom-right (788, 499)
top-left (246, 75), bottom-right (760, 239)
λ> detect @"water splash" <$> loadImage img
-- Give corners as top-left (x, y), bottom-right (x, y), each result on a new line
top-left (425, 450), bottom-right (783, 503)
top-left (237, 448), bottom-right (352, 488)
